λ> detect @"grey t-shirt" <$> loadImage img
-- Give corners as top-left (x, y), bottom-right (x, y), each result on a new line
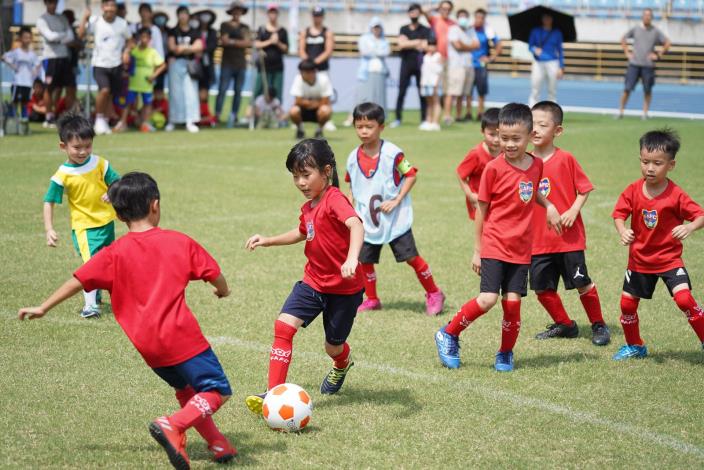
top-left (625, 24), bottom-right (667, 67)
top-left (36, 12), bottom-right (74, 59)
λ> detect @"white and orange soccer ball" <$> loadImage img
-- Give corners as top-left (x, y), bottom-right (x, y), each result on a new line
top-left (262, 383), bottom-right (313, 432)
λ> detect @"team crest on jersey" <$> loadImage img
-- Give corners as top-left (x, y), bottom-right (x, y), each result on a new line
top-left (538, 177), bottom-right (551, 197)
top-left (642, 209), bottom-right (658, 229)
top-left (306, 221), bottom-right (315, 241)
top-left (518, 181), bottom-right (534, 203)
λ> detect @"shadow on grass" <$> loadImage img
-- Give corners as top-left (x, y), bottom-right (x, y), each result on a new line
top-left (313, 385), bottom-right (422, 418)
top-left (380, 300), bottom-right (427, 314)
top-left (649, 349), bottom-right (704, 365)
top-left (188, 430), bottom-right (289, 467)
top-left (518, 352), bottom-right (599, 369)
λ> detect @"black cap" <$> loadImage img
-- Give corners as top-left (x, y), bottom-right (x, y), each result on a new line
top-left (312, 6), bottom-right (324, 16)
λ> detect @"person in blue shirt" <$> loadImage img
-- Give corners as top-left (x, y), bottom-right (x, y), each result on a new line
top-left (528, 13), bottom-right (563, 106)
top-left (469, 8), bottom-right (502, 122)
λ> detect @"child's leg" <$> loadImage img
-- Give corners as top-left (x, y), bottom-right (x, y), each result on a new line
top-left (320, 289), bottom-right (361, 394)
top-left (577, 283), bottom-right (605, 324)
top-left (406, 256), bottom-right (440, 294)
top-left (174, 386), bottom-right (229, 446)
top-left (620, 292), bottom-right (644, 345)
top-left (500, 293), bottom-right (522, 352)
top-left (672, 284), bottom-right (704, 342)
top-left (360, 263), bottom-right (379, 300)
top-left (445, 292), bottom-right (497, 336)
top-left (268, 314), bottom-right (302, 390)
top-left (536, 290), bottom-right (571, 324)
top-left (531, 254), bottom-right (572, 325)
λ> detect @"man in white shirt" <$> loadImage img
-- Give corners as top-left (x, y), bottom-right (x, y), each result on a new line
top-left (445, 9), bottom-right (478, 125)
top-left (78, 0), bottom-right (132, 134)
top-left (289, 59), bottom-right (333, 139)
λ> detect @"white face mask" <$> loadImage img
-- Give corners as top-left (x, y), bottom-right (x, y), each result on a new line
top-left (458, 17), bottom-right (470, 29)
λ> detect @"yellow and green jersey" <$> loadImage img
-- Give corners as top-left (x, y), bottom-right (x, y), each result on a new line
top-left (44, 155), bottom-right (120, 230)
top-left (129, 46), bottom-right (164, 93)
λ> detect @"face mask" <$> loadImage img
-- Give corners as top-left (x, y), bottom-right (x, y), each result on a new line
top-left (458, 17), bottom-right (470, 29)
top-left (410, 16), bottom-right (419, 24)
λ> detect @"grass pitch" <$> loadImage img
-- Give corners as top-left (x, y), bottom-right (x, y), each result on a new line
top-left (1, 113), bottom-right (704, 468)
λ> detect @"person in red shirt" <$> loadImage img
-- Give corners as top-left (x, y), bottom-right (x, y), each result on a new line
top-left (423, 1), bottom-right (456, 125)
top-left (244, 138), bottom-right (364, 414)
top-left (529, 101), bottom-right (610, 346)
top-left (456, 107), bottom-right (500, 221)
top-left (612, 129), bottom-right (704, 360)
top-left (18, 172), bottom-right (236, 468)
top-left (435, 103), bottom-right (562, 372)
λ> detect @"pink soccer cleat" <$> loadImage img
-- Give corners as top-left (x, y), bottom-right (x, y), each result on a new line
top-left (425, 290), bottom-right (446, 316)
top-left (357, 298), bottom-right (382, 313)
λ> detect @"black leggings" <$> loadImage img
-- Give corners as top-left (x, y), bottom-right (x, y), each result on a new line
top-left (395, 59), bottom-right (426, 122)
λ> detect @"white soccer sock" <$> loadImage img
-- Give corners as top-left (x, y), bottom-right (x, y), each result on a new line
top-left (83, 289), bottom-right (97, 307)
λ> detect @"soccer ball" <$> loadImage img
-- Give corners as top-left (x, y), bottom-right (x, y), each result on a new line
top-left (262, 383), bottom-right (313, 432)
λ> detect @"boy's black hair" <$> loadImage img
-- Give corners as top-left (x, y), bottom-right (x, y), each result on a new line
top-left (19, 25), bottom-right (33, 36)
top-left (353, 102), bottom-right (385, 125)
top-left (57, 112), bottom-right (95, 143)
top-left (138, 2), bottom-right (152, 13)
top-left (498, 102), bottom-right (533, 133)
top-left (298, 59), bottom-right (317, 72)
top-left (457, 8), bottom-right (469, 17)
top-left (102, 0), bottom-right (117, 4)
top-left (440, 0), bottom-right (454, 9)
top-left (531, 100), bottom-right (563, 125)
top-left (475, 7), bottom-right (487, 15)
top-left (107, 172), bottom-right (160, 221)
top-left (176, 5), bottom-right (189, 15)
top-left (137, 26), bottom-right (152, 37)
top-left (639, 128), bottom-right (680, 160)
top-left (33, 78), bottom-right (45, 88)
top-left (286, 139), bottom-right (339, 188)
top-left (408, 3), bottom-right (422, 12)
top-left (480, 107), bottom-right (500, 130)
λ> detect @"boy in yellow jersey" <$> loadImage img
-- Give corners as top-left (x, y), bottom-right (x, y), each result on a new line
top-left (44, 113), bottom-right (120, 318)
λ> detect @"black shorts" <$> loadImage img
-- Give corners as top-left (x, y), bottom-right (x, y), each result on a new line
top-left (472, 66), bottom-right (489, 97)
top-left (281, 281), bottom-right (363, 345)
top-left (43, 58), bottom-right (76, 88)
top-left (11, 85), bottom-right (31, 104)
top-left (359, 229), bottom-right (419, 264)
top-left (301, 107), bottom-right (320, 123)
top-left (530, 251), bottom-right (592, 291)
top-left (624, 64), bottom-right (655, 94)
top-left (480, 258), bottom-right (529, 297)
top-left (623, 267), bottom-right (692, 299)
top-left (94, 66), bottom-right (124, 95)
top-left (154, 72), bottom-right (166, 91)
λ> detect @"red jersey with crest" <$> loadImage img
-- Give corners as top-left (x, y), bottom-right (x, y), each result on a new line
top-left (456, 142), bottom-right (496, 220)
top-left (612, 179), bottom-right (704, 273)
top-left (478, 154), bottom-right (544, 264)
top-left (532, 148), bottom-right (594, 254)
top-left (298, 186), bottom-right (363, 294)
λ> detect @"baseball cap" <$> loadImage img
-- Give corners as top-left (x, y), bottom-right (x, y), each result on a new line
top-left (312, 6), bottom-right (324, 16)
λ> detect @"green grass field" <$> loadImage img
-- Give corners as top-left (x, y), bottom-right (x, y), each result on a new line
top-left (2, 113), bottom-right (704, 469)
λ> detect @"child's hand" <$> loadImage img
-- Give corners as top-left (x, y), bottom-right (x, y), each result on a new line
top-left (46, 229), bottom-right (58, 247)
top-left (214, 288), bottom-right (231, 298)
top-left (101, 193), bottom-right (110, 203)
top-left (380, 198), bottom-right (400, 214)
top-left (560, 208), bottom-right (579, 228)
top-left (620, 228), bottom-right (635, 245)
top-left (18, 306), bottom-right (46, 320)
top-left (472, 251), bottom-right (481, 276)
top-left (546, 205), bottom-right (563, 235)
top-left (672, 224), bottom-right (693, 240)
top-left (341, 258), bottom-right (358, 279)
top-left (245, 234), bottom-right (268, 251)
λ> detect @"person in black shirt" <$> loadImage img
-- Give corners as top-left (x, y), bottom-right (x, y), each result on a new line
top-left (391, 3), bottom-right (431, 128)
top-left (253, 4), bottom-right (288, 102)
top-left (298, 6), bottom-right (334, 75)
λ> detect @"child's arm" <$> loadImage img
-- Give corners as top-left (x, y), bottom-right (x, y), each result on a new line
top-left (246, 228), bottom-right (305, 250)
top-left (43, 202), bottom-right (58, 247)
top-left (472, 201), bottom-right (487, 275)
top-left (209, 273), bottom-right (231, 298)
top-left (149, 62), bottom-right (167, 82)
top-left (536, 193), bottom-right (563, 235)
top-left (456, 174), bottom-right (477, 208)
top-left (18, 277), bottom-right (84, 320)
top-left (380, 174), bottom-right (416, 214)
top-left (614, 218), bottom-right (635, 245)
top-left (672, 215), bottom-right (704, 241)
top-left (341, 217), bottom-right (363, 278)
top-left (561, 192), bottom-right (590, 228)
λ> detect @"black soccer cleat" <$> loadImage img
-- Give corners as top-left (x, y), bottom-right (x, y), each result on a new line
top-left (295, 128), bottom-right (305, 139)
top-left (591, 322), bottom-right (611, 346)
top-left (314, 128), bottom-right (324, 139)
top-left (320, 360), bottom-right (353, 395)
top-left (535, 321), bottom-right (579, 340)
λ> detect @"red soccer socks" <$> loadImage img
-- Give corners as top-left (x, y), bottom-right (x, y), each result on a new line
top-left (674, 289), bottom-right (704, 342)
top-left (360, 263), bottom-right (378, 300)
top-left (537, 290), bottom-right (571, 325)
top-left (169, 390), bottom-right (224, 432)
top-left (175, 386), bottom-right (227, 448)
top-left (580, 285), bottom-right (605, 325)
top-left (620, 294), bottom-right (643, 346)
top-left (268, 320), bottom-right (297, 390)
top-left (407, 256), bottom-right (440, 294)
top-left (500, 299), bottom-right (521, 353)
top-left (331, 342), bottom-right (351, 369)
top-left (445, 298), bottom-right (488, 336)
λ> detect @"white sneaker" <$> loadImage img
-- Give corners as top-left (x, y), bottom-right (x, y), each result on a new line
top-left (430, 123), bottom-right (442, 131)
top-left (418, 121), bottom-right (430, 131)
top-left (323, 121), bottom-right (337, 132)
top-left (93, 118), bottom-right (108, 135)
top-left (186, 122), bottom-right (200, 133)
top-left (164, 123), bottom-right (175, 132)
top-left (342, 117), bottom-right (353, 127)
top-left (389, 120), bottom-right (401, 128)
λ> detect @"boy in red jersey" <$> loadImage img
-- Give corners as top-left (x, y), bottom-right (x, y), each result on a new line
top-left (19, 172), bottom-right (236, 469)
top-left (456, 107), bottom-right (501, 221)
top-left (245, 139), bottom-right (364, 414)
top-left (435, 103), bottom-right (562, 371)
top-left (612, 129), bottom-right (704, 360)
top-left (529, 101), bottom-right (610, 346)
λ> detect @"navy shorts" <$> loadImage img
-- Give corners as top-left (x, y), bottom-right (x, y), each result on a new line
top-left (472, 66), bottom-right (489, 97)
top-left (480, 258), bottom-right (529, 297)
top-left (623, 267), bottom-right (692, 299)
top-left (359, 229), bottom-right (419, 264)
top-left (281, 281), bottom-right (363, 345)
top-left (152, 347), bottom-right (232, 395)
top-left (126, 90), bottom-right (153, 106)
top-left (624, 64), bottom-right (655, 94)
top-left (530, 251), bottom-right (592, 291)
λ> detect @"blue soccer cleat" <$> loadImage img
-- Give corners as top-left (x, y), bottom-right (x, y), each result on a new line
top-left (435, 326), bottom-right (461, 369)
top-left (494, 351), bottom-right (514, 372)
top-left (612, 344), bottom-right (648, 361)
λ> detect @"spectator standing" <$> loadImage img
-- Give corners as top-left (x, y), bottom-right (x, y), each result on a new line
top-left (2, 26), bottom-right (42, 122)
top-left (254, 4), bottom-right (289, 102)
top-left (165, 5), bottom-right (203, 133)
top-left (195, 10), bottom-right (218, 124)
top-left (299, 6), bottom-right (334, 78)
top-left (423, 1), bottom-right (456, 124)
top-left (216, 1), bottom-right (251, 127)
top-left (446, 9), bottom-right (478, 124)
top-left (355, 17), bottom-right (390, 111)
top-left (528, 13), bottom-right (564, 107)
top-left (390, 3), bottom-right (430, 128)
top-left (469, 8), bottom-right (501, 121)
top-left (152, 11), bottom-right (170, 92)
top-left (78, 0), bottom-right (132, 135)
top-left (617, 9), bottom-right (670, 120)
top-left (419, 38), bottom-right (442, 131)
top-left (131, 4), bottom-right (165, 59)
top-left (36, 0), bottom-right (77, 127)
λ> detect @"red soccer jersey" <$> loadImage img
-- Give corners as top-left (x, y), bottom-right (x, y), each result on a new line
top-left (456, 142), bottom-right (496, 220)
top-left (74, 228), bottom-right (219, 368)
top-left (532, 148), bottom-right (594, 254)
top-left (298, 186), bottom-right (363, 294)
top-left (478, 154), bottom-right (544, 264)
top-left (612, 179), bottom-right (704, 273)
